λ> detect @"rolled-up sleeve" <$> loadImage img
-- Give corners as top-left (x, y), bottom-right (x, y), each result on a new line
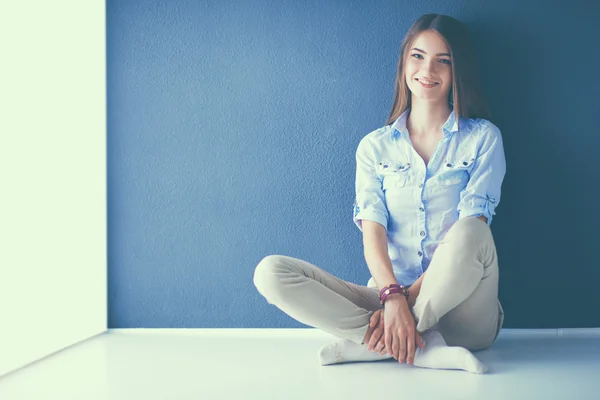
top-left (353, 138), bottom-right (389, 232)
top-left (457, 122), bottom-right (506, 226)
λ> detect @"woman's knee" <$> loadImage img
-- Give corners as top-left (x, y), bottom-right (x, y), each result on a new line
top-left (445, 216), bottom-right (492, 248)
top-left (253, 255), bottom-right (289, 293)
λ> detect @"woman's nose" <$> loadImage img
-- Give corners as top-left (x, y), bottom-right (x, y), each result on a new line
top-left (422, 62), bottom-right (437, 74)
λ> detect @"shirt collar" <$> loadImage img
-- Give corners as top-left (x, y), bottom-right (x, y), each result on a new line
top-left (391, 108), bottom-right (459, 138)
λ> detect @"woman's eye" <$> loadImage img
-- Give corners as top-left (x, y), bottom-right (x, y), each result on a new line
top-left (411, 54), bottom-right (451, 65)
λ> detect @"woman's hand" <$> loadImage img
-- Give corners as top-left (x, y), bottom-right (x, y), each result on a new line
top-left (383, 295), bottom-right (425, 365)
top-left (367, 309), bottom-right (388, 355)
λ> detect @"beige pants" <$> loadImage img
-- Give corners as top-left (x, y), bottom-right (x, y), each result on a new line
top-left (253, 217), bottom-right (504, 351)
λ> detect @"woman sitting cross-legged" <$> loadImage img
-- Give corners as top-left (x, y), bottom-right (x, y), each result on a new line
top-left (253, 13), bottom-right (506, 374)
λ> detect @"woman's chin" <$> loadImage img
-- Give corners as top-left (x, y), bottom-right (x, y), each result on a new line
top-left (408, 87), bottom-right (448, 102)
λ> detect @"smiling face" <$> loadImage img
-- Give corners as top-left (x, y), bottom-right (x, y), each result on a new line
top-left (404, 30), bottom-right (453, 104)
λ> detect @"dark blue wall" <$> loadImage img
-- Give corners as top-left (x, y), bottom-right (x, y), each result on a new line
top-left (107, 0), bottom-right (600, 329)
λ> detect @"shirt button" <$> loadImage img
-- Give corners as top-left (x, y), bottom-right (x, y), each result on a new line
top-left (420, 231), bottom-right (425, 237)
top-left (418, 251), bottom-right (423, 256)
top-left (419, 207), bottom-right (424, 212)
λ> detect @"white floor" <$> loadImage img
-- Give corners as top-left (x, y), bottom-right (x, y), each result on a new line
top-left (1, 328), bottom-right (600, 400)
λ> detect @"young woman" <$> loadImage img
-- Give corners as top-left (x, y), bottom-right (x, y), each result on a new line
top-left (253, 13), bottom-right (505, 374)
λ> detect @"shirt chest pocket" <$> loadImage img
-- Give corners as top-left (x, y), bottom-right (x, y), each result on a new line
top-left (438, 156), bottom-right (475, 186)
top-left (376, 161), bottom-right (412, 192)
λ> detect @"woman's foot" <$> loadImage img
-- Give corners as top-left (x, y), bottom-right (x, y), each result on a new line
top-left (413, 330), bottom-right (487, 374)
top-left (318, 338), bottom-right (392, 365)
top-left (319, 330), bottom-right (488, 374)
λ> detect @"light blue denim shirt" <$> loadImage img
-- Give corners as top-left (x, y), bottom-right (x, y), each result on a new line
top-left (353, 108), bottom-right (506, 286)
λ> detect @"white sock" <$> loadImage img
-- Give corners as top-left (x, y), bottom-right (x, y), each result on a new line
top-left (318, 330), bottom-right (487, 374)
top-left (318, 338), bottom-right (391, 365)
top-left (413, 330), bottom-right (488, 374)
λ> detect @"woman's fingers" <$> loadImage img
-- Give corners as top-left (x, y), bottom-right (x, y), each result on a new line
top-left (384, 330), bottom-right (392, 359)
top-left (406, 330), bottom-right (416, 364)
top-left (367, 311), bottom-right (383, 350)
top-left (416, 332), bottom-right (425, 349)
top-left (392, 333), bottom-right (400, 360)
top-left (397, 331), bottom-right (406, 363)
top-left (369, 310), bottom-right (378, 328)
top-left (368, 322), bottom-right (385, 351)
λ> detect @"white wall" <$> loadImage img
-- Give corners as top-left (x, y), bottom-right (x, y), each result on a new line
top-left (0, 0), bottom-right (106, 377)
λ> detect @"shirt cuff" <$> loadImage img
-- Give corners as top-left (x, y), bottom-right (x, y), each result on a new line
top-left (459, 193), bottom-right (498, 226)
top-left (353, 206), bottom-right (388, 232)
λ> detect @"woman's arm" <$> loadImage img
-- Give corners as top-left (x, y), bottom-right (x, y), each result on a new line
top-left (456, 122), bottom-right (506, 225)
top-left (354, 138), bottom-right (403, 297)
top-left (361, 220), bottom-right (404, 300)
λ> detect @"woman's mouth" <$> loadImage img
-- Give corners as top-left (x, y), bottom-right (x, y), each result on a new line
top-left (417, 78), bottom-right (438, 89)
